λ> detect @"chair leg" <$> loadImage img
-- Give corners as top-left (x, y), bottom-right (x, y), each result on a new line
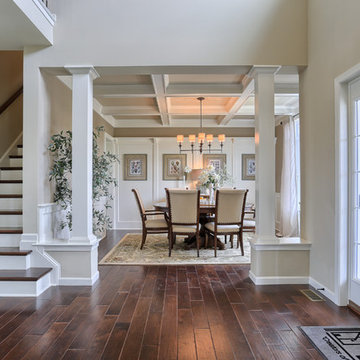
top-left (196, 232), bottom-right (200, 257)
top-left (224, 235), bottom-right (227, 244)
top-left (230, 234), bottom-right (233, 248)
top-left (214, 231), bottom-right (217, 257)
top-left (172, 234), bottom-right (176, 249)
top-left (205, 231), bottom-right (209, 249)
top-left (140, 230), bottom-right (147, 249)
top-left (168, 230), bottom-right (172, 257)
top-left (239, 230), bottom-right (244, 256)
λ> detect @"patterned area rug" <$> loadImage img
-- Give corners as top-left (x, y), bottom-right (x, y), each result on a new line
top-left (99, 233), bottom-right (251, 265)
top-left (301, 326), bottom-right (360, 360)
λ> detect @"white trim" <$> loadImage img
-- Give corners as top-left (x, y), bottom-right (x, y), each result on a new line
top-left (59, 271), bottom-right (99, 286)
top-left (334, 63), bottom-right (360, 306)
top-left (249, 235), bottom-right (311, 251)
top-left (34, 241), bottom-right (99, 252)
top-left (32, 0), bottom-right (56, 25)
top-left (309, 277), bottom-right (337, 304)
top-left (0, 131), bottom-right (23, 166)
top-left (249, 271), bottom-right (308, 285)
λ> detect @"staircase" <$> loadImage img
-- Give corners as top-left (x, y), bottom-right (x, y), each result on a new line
top-left (0, 144), bottom-right (52, 296)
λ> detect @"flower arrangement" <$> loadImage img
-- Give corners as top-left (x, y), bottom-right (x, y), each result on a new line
top-left (198, 165), bottom-right (231, 190)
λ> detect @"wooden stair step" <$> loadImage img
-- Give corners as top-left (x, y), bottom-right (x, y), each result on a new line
top-left (0, 227), bottom-right (22, 234)
top-left (0, 247), bottom-right (31, 256)
top-left (0, 180), bottom-right (22, 184)
top-left (9, 155), bottom-right (22, 159)
top-left (0, 194), bottom-right (22, 198)
top-left (0, 167), bottom-right (22, 171)
top-left (17, 145), bottom-right (23, 148)
top-left (0, 210), bottom-right (22, 215)
top-left (0, 268), bottom-right (52, 281)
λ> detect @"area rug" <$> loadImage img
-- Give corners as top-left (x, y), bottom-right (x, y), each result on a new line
top-left (99, 233), bottom-right (251, 265)
top-left (301, 326), bottom-right (360, 359)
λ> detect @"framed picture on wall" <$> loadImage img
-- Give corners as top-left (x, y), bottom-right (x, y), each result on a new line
top-left (242, 154), bottom-right (255, 180)
top-left (123, 154), bottom-right (147, 181)
top-left (163, 154), bottom-right (187, 180)
top-left (203, 154), bottom-right (226, 173)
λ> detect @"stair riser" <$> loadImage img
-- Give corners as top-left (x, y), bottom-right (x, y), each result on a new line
top-left (0, 255), bottom-right (30, 270)
top-left (0, 215), bottom-right (22, 227)
top-left (0, 273), bottom-right (51, 296)
top-left (0, 170), bottom-right (22, 180)
top-left (9, 159), bottom-right (22, 167)
top-left (0, 233), bottom-right (21, 247)
top-left (17, 148), bottom-right (23, 156)
top-left (0, 198), bottom-right (22, 210)
top-left (0, 184), bottom-right (22, 194)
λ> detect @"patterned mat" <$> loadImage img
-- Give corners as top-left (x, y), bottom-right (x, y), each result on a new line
top-left (301, 326), bottom-right (360, 360)
top-left (99, 233), bottom-right (251, 265)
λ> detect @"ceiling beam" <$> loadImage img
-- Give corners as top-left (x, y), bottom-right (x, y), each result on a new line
top-left (217, 76), bottom-right (254, 125)
top-left (93, 84), bottom-right (156, 98)
top-left (151, 74), bottom-right (170, 125)
top-left (102, 107), bottom-right (160, 116)
top-left (166, 84), bottom-right (243, 97)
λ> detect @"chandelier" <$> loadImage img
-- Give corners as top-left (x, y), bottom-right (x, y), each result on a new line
top-left (176, 97), bottom-right (226, 154)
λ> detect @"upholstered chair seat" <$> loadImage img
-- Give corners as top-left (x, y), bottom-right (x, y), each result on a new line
top-left (132, 189), bottom-right (169, 249)
top-left (205, 222), bottom-right (240, 233)
top-left (145, 218), bottom-right (168, 229)
top-left (166, 188), bottom-right (200, 257)
top-left (172, 225), bottom-right (197, 233)
top-left (204, 188), bottom-right (248, 256)
top-left (243, 219), bottom-right (255, 228)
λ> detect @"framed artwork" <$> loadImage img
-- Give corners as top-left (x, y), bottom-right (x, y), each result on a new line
top-left (123, 154), bottom-right (147, 181)
top-left (242, 154), bottom-right (255, 180)
top-left (203, 154), bottom-right (226, 173)
top-left (163, 154), bottom-right (187, 180)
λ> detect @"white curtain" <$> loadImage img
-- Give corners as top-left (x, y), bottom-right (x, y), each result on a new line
top-left (279, 116), bottom-right (299, 237)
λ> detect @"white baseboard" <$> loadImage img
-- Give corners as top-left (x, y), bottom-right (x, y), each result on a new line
top-left (309, 277), bottom-right (337, 304)
top-left (59, 271), bottom-right (99, 286)
top-left (249, 271), bottom-right (309, 285)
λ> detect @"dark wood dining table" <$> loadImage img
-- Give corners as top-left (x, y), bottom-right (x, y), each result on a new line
top-left (153, 201), bottom-right (215, 214)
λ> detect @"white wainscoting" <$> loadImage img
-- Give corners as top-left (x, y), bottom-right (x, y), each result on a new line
top-left (114, 137), bottom-right (255, 230)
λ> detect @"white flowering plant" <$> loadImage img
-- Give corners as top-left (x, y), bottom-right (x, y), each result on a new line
top-left (184, 166), bottom-right (192, 174)
top-left (198, 165), bottom-right (231, 189)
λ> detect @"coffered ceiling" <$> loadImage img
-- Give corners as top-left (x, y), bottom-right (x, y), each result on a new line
top-left (59, 67), bottom-right (299, 129)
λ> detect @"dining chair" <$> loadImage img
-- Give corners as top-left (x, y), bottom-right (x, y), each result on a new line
top-left (243, 205), bottom-right (256, 233)
top-left (132, 189), bottom-right (169, 249)
top-left (204, 189), bottom-right (248, 257)
top-left (166, 188), bottom-right (201, 257)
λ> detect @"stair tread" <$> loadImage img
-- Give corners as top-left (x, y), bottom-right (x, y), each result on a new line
top-left (0, 247), bottom-right (31, 256)
top-left (17, 145), bottom-right (23, 148)
top-left (0, 167), bottom-right (22, 171)
top-left (0, 180), bottom-right (22, 184)
top-left (0, 227), bottom-right (22, 234)
top-left (9, 155), bottom-right (22, 159)
top-left (0, 210), bottom-right (22, 215)
top-left (0, 194), bottom-right (22, 198)
top-left (0, 268), bottom-right (52, 281)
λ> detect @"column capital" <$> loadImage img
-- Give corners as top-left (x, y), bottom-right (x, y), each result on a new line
top-left (64, 66), bottom-right (99, 80)
top-left (248, 66), bottom-right (281, 78)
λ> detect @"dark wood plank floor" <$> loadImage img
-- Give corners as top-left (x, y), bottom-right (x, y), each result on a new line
top-left (0, 230), bottom-right (359, 359)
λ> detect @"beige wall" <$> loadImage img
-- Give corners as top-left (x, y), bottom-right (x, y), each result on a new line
top-left (0, 51), bottom-right (23, 159)
top-left (300, 0), bottom-right (360, 291)
top-left (114, 127), bottom-right (254, 138)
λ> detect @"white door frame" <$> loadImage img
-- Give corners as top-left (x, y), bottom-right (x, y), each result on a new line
top-left (335, 63), bottom-right (360, 306)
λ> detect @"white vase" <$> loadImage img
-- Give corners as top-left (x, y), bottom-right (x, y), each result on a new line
top-left (209, 187), bottom-right (215, 204)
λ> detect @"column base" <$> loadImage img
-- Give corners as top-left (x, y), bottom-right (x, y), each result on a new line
top-left (249, 235), bottom-right (311, 285)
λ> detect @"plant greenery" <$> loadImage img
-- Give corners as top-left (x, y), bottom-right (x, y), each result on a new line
top-left (48, 126), bottom-right (119, 236)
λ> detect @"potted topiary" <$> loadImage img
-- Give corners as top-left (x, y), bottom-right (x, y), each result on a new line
top-left (48, 126), bottom-right (119, 240)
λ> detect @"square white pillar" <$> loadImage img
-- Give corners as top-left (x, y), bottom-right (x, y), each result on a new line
top-left (249, 66), bottom-right (279, 239)
top-left (65, 66), bottom-right (99, 243)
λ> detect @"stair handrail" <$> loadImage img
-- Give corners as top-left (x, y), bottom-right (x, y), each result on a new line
top-left (0, 87), bottom-right (23, 118)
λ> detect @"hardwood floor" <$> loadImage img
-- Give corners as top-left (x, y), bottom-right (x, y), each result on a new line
top-left (0, 231), bottom-right (359, 359)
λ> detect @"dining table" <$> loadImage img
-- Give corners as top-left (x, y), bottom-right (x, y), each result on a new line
top-left (153, 201), bottom-right (223, 250)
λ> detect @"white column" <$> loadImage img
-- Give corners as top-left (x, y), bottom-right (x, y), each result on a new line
top-left (65, 66), bottom-right (99, 243)
top-left (249, 66), bottom-right (279, 239)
